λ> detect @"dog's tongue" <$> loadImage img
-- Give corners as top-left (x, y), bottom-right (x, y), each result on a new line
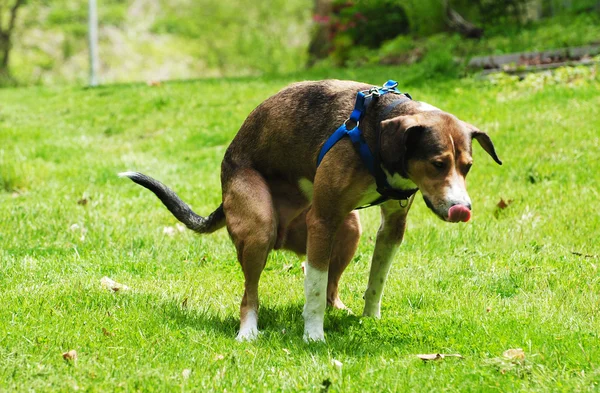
top-left (448, 205), bottom-right (471, 223)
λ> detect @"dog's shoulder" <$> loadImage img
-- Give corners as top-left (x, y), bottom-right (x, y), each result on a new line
top-left (278, 79), bottom-right (372, 96)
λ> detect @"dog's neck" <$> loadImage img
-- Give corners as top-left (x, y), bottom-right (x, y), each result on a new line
top-left (382, 167), bottom-right (417, 191)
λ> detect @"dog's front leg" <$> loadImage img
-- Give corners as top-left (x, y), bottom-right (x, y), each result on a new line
top-left (363, 197), bottom-right (414, 318)
top-left (303, 206), bottom-right (341, 342)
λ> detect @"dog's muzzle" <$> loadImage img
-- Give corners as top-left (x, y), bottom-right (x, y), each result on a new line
top-left (423, 196), bottom-right (472, 223)
top-left (447, 204), bottom-right (471, 222)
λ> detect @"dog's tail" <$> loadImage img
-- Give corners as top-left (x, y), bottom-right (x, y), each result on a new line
top-left (119, 171), bottom-right (225, 234)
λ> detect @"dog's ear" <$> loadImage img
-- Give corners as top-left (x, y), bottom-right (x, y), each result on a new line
top-left (462, 122), bottom-right (502, 165)
top-left (379, 115), bottom-right (424, 170)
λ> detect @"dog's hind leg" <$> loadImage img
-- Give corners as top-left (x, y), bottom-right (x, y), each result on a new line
top-left (280, 210), bottom-right (360, 311)
top-left (327, 211), bottom-right (361, 310)
top-left (363, 197), bottom-right (414, 318)
top-left (222, 168), bottom-right (277, 341)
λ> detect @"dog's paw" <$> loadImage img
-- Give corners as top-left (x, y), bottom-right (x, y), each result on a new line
top-left (361, 308), bottom-right (381, 319)
top-left (328, 297), bottom-right (352, 313)
top-left (362, 303), bottom-right (382, 318)
top-left (236, 328), bottom-right (261, 342)
top-left (303, 329), bottom-right (325, 343)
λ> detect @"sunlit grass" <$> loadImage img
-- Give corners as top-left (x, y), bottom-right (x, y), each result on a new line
top-left (0, 67), bottom-right (599, 391)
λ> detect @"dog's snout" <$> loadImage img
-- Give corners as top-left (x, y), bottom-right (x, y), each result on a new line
top-left (448, 203), bottom-right (471, 223)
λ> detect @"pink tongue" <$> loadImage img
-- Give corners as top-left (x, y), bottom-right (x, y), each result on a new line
top-left (448, 205), bottom-right (471, 222)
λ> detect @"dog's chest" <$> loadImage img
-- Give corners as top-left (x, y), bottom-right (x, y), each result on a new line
top-left (298, 178), bottom-right (381, 208)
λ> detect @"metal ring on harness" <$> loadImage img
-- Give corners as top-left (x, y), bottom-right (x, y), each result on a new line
top-left (344, 118), bottom-right (359, 130)
top-left (316, 80), bottom-right (419, 209)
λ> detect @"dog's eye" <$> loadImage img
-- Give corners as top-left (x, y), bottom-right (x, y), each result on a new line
top-left (432, 161), bottom-right (446, 169)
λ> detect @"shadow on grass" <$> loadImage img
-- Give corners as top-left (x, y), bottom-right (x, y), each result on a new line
top-left (159, 296), bottom-right (419, 354)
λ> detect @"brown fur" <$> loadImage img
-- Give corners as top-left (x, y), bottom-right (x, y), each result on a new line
top-left (124, 79), bottom-right (501, 339)
top-left (217, 80), bottom-right (501, 337)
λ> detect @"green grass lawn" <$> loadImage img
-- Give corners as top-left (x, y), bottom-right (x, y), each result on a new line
top-left (1, 66), bottom-right (599, 391)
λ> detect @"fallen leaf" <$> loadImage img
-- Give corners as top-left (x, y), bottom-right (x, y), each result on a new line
top-left (100, 276), bottom-right (130, 292)
top-left (102, 327), bottom-right (112, 337)
top-left (503, 348), bottom-right (525, 361)
top-left (147, 80), bottom-right (162, 87)
top-left (181, 297), bottom-right (188, 309)
top-left (182, 369), bottom-right (192, 379)
top-left (62, 350), bottom-right (77, 361)
top-left (282, 263), bottom-right (293, 272)
top-left (77, 198), bottom-right (88, 206)
top-left (497, 198), bottom-right (513, 209)
top-left (417, 353), bottom-right (463, 361)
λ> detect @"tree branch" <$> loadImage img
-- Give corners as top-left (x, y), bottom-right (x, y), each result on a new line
top-left (442, 0), bottom-right (483, 39)
top-left (7, 0), bottom-right (25, 35)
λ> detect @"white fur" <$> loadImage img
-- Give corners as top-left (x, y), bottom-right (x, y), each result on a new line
top-left (382, 168), bottom-right (417, 190)
top-left (355, 183), bottom-right (381, 207)
top-left (236, 310), bottom-right (259, 342)
top-left (443, 172), bottom-right (471, 209)
top-left (118, 171), bottom-right (138, 178)
top-left (363, 239), bottom-right (399, 318)
top-left (302, 263), bottom-right (328, 342)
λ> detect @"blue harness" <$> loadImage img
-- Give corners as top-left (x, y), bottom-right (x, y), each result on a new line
top-left (316, 80), bottom-right (418, 209)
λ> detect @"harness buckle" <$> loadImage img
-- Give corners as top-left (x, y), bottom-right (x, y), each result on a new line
top-left (367, 87), bottom-right (381, 98)
top-left (344, 118), bottom-right (359, 130)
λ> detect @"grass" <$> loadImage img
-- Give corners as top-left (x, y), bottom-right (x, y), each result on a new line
top-left (1, 65), bottom-right (599, 391)
top-left (11, 0), bottom-right (311, 85)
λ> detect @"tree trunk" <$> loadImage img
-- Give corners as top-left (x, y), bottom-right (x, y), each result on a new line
top-left (0, 0), bottom-right (26, 78)
top-left (307, 0), bottom-right (332, 66)
top-left (442, 0), bottom-right (484, 39)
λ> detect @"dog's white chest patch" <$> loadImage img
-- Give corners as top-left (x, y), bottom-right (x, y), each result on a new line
top-left (356, 184), bottom-right (381, 207)
top-left (299, 178), bottom-right (314, 203)
top-left (383, 169), bottom-right (417, 190)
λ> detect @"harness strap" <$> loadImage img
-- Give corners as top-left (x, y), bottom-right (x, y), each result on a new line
top-left (316, 81), bottom-right (418, 209)
top-left (317, 80), bottom-right (402, 167)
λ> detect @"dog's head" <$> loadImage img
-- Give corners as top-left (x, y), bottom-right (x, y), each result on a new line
top-left (379, 106), bottom-right (501, 222)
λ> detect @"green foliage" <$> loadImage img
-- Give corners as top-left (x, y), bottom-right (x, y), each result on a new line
top-left (452, 0), bottom-right (531, 25)
top-left (10, 0), bottom-right (311, 85)
top-left (401, 0), bottom-right (446, 36)
top-left (150, 0), bottom-right (310, 75)
top-left (332, 0), bottom-right (409, 48)
top-left (336, 12), bottom-right (600, 78)
top-left (1, 65), bottom-right (600, 391)
top-left (488, 63), bottom-right (600, 90)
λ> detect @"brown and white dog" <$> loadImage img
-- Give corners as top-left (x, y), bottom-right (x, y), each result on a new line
top-left (120, 80), bottom-right (501, 342)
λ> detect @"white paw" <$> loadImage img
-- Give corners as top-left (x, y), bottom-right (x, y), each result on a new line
top-left (303, 328), bottom-right (325, 343)
top-left (236, 328), bottom-right (260, 342)
top-left (362, 304), bottom-right (381, 318)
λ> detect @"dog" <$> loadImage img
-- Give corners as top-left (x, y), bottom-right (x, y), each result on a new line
top-left (120, 79), bottom-right (501, 342)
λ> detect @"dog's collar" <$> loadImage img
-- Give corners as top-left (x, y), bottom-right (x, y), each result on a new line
top-left (316, 81), bottom-right (419, 210)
